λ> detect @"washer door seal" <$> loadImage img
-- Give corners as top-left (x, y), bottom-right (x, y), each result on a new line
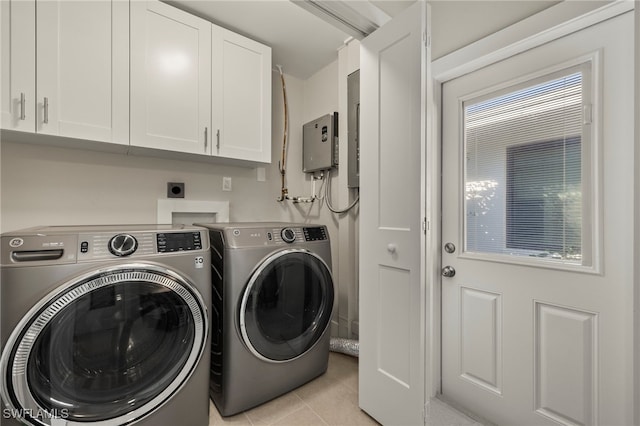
top-left (239, 249), bottom-right (334, 362)
top-left (0, 263), bottom-right (208, 426)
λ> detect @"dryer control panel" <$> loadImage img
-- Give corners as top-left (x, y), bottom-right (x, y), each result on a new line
top-left (224, 225), bottom-right (328, 248)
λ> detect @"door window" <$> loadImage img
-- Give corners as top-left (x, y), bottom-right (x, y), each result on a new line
top-left (463, 63), bottom-right (594, 268)
top-left (240, 250), bottom-right (334, 362)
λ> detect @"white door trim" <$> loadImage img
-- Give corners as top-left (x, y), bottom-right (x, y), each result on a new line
top-left (634, 5), bottom-right (640, 426)
top-left (431, 0), bottom-right (633, 82)
top-left (425, 0), bottom-right (637, 416)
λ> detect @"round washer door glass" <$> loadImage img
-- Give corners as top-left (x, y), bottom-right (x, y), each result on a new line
top-left (240, 249), bottom-right (334, 362)
top-left (0, 265), bottom-right (207, 425)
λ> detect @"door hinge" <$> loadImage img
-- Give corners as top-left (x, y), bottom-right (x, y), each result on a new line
top-left (422, 32), bottom-right (430, 48)
top-left (583, 104), bottom-right (593, 125)
top-left (422, 217), bottom-right (427, 234)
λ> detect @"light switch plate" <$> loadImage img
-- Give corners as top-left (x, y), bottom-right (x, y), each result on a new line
top-left (222, 177), bottom-right (232, 191)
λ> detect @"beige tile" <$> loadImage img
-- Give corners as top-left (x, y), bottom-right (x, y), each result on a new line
top-left (325, 353), bottom-right (359, 393)
top-left (272, 406), bottom-right (327, 426)
top-left (294, 371), bottom-right (346, 402)
top-left (208, 400), bottom-right (252, 426)
top-left (296, 375), bottom-right (377, 426)
top-left (208, 352), bottom-right (369, 425)
top-left (244, 391), bottom-right (306, 425)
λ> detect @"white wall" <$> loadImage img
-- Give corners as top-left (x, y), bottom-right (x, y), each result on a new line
top-left (271, 55), bottom-right (361, 339)
top-left (0, 138), bottom-right (284, 231)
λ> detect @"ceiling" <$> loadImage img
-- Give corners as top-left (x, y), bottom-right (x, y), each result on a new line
top-left (165, 1), bottom-right (415, 80)
top-left (165, 1), bottom-right (562, 81)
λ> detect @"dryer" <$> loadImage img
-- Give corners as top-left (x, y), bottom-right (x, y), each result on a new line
top-left (199, 223), bottom-right (334, 416)
top-left (0, 225), bottom-right (210, 426)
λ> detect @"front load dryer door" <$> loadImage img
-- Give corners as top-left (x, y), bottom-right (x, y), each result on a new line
top-left (0, 264), bottom-right (208, 426)
top-left (239, 249), bottom-right (334, 362)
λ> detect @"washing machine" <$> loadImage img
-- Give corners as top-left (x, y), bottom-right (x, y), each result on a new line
top-left (0, 225), bottom-right (211, 426)
top-left (198, 222), bottom-right (334, 416)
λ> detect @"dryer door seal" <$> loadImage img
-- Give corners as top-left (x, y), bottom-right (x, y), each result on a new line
top-left (0, 263), bottom-right (208, 426)
top-left (239, 249), bottom-right (334, 362)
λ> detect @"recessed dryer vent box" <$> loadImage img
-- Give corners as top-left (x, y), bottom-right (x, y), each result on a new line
top-left (303, 113), bottom-right (338, 173)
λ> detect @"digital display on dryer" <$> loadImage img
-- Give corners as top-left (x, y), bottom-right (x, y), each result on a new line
top-left (157, 232), bottom-right (202, 252)
top-left (303, 227), bottom-right (327, 241)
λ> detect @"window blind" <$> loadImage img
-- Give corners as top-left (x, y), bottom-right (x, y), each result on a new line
top-left (464, 71), bottom-right (584, 263)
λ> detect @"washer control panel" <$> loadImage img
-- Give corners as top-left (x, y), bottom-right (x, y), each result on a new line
top-left (226, 226), bottom-right (328, 247)
top-left (77, 230), bottom-right (205, 260)
top-left (1, 226), bottom-right (208, 266)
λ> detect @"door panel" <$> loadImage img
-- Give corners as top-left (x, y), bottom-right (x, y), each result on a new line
top-left (441, 12), bottom-right (633, 425)
top-left (359, 2), bottom-right (427, 424)
top-left (534, 302), bottom-right (597, 425)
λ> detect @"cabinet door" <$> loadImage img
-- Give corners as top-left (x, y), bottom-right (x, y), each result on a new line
top-left (36, 1), bottom-right (128, 144)
top-left (212, 26), bottom-right (271, 163)
top-left (1, 0), bottom-right (35, 132)
top-left (131, 1), bottom-right (212, 155)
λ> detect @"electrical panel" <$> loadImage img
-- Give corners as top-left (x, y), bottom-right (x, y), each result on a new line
top-left (347, 70), bottom-right (360, 188)
top-left (303, 113), bottom-right (338, 173)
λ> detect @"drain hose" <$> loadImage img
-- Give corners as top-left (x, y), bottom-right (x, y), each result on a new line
top-left (329, 337), bottom-right (359, 358)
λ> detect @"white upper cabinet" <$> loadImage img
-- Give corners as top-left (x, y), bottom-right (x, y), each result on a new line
top-left (212, 26), bottom-right (272, 163)
top-left (130, 1), bottom-right (212, 156)
top-left (1, 0), bottom-right (129, 145)
top-left (1, 1), bottom-right (35, 132)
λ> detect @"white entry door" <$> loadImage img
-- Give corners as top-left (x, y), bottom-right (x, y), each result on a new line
top-left (441, 12), bottom-right (634, 426)
top-left (359, 1), bottom-right (428, 424)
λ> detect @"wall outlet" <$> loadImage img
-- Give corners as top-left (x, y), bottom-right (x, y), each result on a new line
top-left (167, 182), bottom-right (185, 198)
top-left (222, 177), bottom-right (232, 192)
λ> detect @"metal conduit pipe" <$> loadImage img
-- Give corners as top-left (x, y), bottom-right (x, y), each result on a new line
top-left (329, 337), bottom-right (359, 358)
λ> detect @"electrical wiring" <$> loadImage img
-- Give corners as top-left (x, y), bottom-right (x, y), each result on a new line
top-left (324, 170), bottom-right (359, 214)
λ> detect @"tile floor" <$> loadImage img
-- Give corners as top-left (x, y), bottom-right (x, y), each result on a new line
top-left (208, 352), bottom-right (376, 425)
top-left (208, 352), bottom-right (482, 426)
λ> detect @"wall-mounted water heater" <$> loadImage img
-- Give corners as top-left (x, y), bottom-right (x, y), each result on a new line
top-left (303, 113), bottom-right (338, 173)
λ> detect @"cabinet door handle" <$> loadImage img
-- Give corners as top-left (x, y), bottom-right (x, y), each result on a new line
top-left (43, 97), bottom-right (49, 124)
top-left (216, 129), bottom-right (220, 150)
top-left (19, 93), bottom-right (26, 120)
top-left (204, 127), bottom-right (208, 152)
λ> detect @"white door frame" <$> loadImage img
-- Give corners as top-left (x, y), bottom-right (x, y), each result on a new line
top-left (425, 0), bottom-right (637, 418)
top-left (634, 3), bottom-right (640, 425)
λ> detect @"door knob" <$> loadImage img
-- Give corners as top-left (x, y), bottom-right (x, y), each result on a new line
top-left (441, 266), bottom-right (456, 278)
top-left (387, 243), bottom-right (397, 254)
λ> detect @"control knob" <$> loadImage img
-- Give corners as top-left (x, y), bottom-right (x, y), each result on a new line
top-left (109, 234), bottom-right (138, 257)
top-left (281, 228), bottom-right (296, 244)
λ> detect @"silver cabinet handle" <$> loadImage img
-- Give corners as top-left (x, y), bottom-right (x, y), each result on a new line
top-left (216, 129), bottom-right (220, 150)
top-left (204, 127), bottom-right (208, 151)
top-left (43, 97), bottom-right (49, 124)
top-left (19, 93), bottom-right (26, 120)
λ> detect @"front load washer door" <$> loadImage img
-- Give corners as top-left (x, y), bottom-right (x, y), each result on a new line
top-left (239, 249), bottom-right (334, 362)
top-left (0, 264), bottom-right (208, 426)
